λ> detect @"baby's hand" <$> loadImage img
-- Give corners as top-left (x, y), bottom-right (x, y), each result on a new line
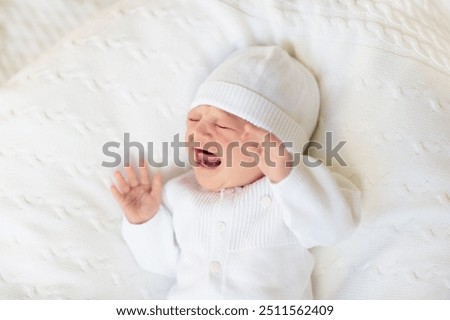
top-left (110, 160), bottom-right (162, 224)
top-left (242, 123), bottom-right (292, 183)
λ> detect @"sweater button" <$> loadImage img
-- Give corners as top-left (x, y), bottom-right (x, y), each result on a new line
top-left (217, 221), bottom-right (226, 232)
top-left (209, 261), bottom-right (221, 273)
top-left (260, 195), bottom-right (272, 208)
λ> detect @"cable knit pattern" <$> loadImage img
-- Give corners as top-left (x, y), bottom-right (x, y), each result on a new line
top-left (0, 0), bottom-right (449, 299)
top-left (0, 0), bottom-right (118, 85)
top-left (172, 171), bottom-right (302, 253)
top-left (122, 166), bottom-right (358, 299)
top-left (232, 0), bottom-right (450, 74)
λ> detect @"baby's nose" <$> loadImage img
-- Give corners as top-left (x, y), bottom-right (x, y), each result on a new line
top-left (193, 121), bottom-right (213, 138)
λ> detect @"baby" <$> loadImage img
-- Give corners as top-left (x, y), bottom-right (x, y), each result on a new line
top-left (111, 46), bottom-right (360, 299)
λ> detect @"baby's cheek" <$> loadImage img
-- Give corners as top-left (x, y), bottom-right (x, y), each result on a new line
top-left (184, 129), bottom-right (193, 142)
top-left (233, 145), bottom-right (254, 168)
top-left (222, 140), bottom-right (239, 157)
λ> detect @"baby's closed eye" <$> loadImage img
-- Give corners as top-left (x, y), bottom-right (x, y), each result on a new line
top-left (216, 123), bottom-right (233, 130)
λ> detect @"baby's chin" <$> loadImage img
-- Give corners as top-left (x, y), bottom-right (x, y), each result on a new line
top-left (194, 172), bottom-right (231, 192)
top-left (193, 167), bottom-right (264, 192)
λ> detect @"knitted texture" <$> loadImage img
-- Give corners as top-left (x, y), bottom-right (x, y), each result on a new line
top-left (122, 165), bottom-right (358, 299)
top-left (190, 46), bottom-right (320, 153)
top-left (0, 0), bottom-right (448, 299)
top-left (0, 0), bottom-right (117, 85)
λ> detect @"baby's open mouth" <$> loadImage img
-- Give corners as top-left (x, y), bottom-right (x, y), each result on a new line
top-left (194, 148), bottom-right (222, 168)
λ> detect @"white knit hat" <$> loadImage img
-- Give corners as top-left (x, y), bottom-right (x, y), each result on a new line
top-left (189, 46), bottom-right (320, 153)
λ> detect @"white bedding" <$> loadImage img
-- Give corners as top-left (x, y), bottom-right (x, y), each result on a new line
top-left (0, 0), bottom-right (117, 85)
top-left (0, 0), bottom-right (449, 299)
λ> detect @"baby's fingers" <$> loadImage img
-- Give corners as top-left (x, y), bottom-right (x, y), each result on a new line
top-left (150, 172), bottom-right (163, 203)
top-left (114, 170), bottom-right (130, 193)
top-left (125, 164), bottom-right (139, 187)
top-left (110, 185), bottom-right (124, 204)
top-left (139, 159), bottom-right (151, 186)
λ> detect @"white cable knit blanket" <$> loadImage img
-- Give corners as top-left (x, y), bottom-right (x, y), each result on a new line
top-left (0, 0), bottom-right (449, 299)
top-left (0, 0), bottom-right (117, 85)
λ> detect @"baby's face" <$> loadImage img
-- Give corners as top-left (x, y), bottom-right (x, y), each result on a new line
top-left (186, 105), bottom-right (264, 192)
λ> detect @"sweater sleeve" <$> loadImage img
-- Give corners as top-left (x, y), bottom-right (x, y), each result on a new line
top-left (121, 180), bottom-right (179, 278)
top-left (269, 155), bottom-right (361, 248)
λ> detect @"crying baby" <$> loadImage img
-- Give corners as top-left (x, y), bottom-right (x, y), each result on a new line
top-left (111, 46), bottom-right (360, 299)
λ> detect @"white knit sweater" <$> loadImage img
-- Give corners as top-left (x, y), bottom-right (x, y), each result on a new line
top-left (122, 159), bottom-right (360, 299)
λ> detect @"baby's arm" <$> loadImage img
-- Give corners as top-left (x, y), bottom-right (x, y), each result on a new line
top-left (269, 158), bottom-right (360, 248)
top-left (121, 203), bottom-right (179, 277)
top-left (243, 124), bottom-right (360, 248)
top-left (111, 161), bottom-right (179, 277)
